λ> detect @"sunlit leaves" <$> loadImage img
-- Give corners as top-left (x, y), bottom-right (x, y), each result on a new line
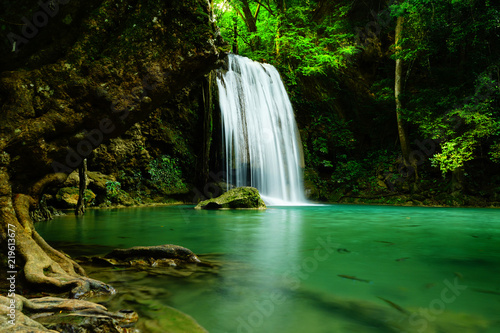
top-left (429, 70), bottom-right (500, 173)
top-left (490, 142), bottom-right (500, 163)
top-left (213, 0), bottom-right (357, 78)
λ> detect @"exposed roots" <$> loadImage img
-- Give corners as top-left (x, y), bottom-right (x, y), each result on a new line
top-left (0, 294), bottom-right (138, 332)
top-left (29, 172), bottom-right (68, 207)
top-left (0, 168), bottom-right (114, 298)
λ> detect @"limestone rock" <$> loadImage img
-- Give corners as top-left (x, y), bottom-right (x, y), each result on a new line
top-left (63, 170), bottom-right (92, 188)
top-left (195, 186), bottom-right (266, 210)
top-left (87, 172), bottom-right (117, 195)
top-left (55, 187), bottom-right (96, 208)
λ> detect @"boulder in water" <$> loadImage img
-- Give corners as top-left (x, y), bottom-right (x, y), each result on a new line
top-left (100, 244), bottom-right (201, 267)
top-left (195, 186), bottom-right (266, 210)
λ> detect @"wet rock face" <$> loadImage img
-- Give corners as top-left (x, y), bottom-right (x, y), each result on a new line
top-left (195, 186), bottom-right (267, 209)
top-left (0, 0), bottom-right (227, 191)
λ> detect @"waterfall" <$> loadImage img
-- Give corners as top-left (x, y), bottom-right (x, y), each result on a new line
top-left (216, 54), bottom-right (307, 205)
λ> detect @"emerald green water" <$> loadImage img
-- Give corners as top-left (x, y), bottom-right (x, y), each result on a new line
top-left (37, 205), bottom-right (500, 332)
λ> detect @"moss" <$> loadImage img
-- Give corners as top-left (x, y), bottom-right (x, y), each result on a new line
top-left (195, 187), bottom-right (266, 210)
top-left (55, 187), bottom-right (96, 208)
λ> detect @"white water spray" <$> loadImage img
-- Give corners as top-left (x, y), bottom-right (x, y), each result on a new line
top-left (216, 54), bottom-right (307, 205)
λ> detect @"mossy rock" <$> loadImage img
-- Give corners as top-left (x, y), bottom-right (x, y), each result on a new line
top-left (112, 189), bottom-right (136, 206)
top-left (87, 171), bottom-right (117, 195)
top-left (194, 186), bottom-right (266, 210)
top-left (55, 187), bottom-right (96, 208)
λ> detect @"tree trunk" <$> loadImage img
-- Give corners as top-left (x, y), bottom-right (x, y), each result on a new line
top-left (239, 0), bottom-right (261, 50)
top-left (241, 0), bottom-right (259, 33)
top-left (394, 16), bottom-right (414, 173)
top-left (275, 25), bottom-right (280, 56)
top-left (233, 16), bottom-right (239, 54)
top-left (200, 72), bottom-right (214, 186)
top-left (75, 159), bottom-right (87, 216)
top-left (275, 0), bottom-right (286, 13)
top-left (451, 167), bottom-right (464, 193)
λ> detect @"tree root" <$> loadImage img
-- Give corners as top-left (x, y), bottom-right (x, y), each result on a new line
top-left (28, 173), bottom-right (68, 202)
top-left (0, 294), bottom-right (138, 332)
top-left (0, 168), bottom-right (114, 298)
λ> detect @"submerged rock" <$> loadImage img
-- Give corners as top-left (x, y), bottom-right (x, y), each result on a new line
top-left (297, 288), bottom-right (491, 333)
top-left (100, 244), bottom-right (201, 267)
top-left (86, 286), bottom-right (208, 333)
top-left (195, 186), bottom-right (266, 210)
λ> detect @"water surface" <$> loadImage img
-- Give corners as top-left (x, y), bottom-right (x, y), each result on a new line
top-left (37, 205), bottom-right (500, 332)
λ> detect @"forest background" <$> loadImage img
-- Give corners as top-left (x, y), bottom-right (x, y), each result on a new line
top-left (213, 0), bottom-right (500, 206)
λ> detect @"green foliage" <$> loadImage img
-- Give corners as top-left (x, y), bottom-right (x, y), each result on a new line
top-left (277, 5), bottom-right (356, 77)
top-left (118, 169), bottom-right (148, 202)
top-left (423, 70), bottom-right (500, 173)
top-left (329, 150), bottom-right (399, 194)
top-left (332, 159), bottom-right (364, 185)
top-left (304, 115), bottom-right (356, 171)
top-left (83, 189), bottom-right (96, 205)
top-left (105, 181), bottom-right (121, 198)
top-left (490, 142), bottom-right (500, 163)
top-left (382, 0), bottom-right (500, 177)
top-left (390, 0), bottom-right (499, 65)
top-left (148, 155), bottom-right (187, 192)
top-left (214, 0), bottom-right (356, 82)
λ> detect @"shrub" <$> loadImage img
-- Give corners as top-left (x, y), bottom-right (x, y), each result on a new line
top-left (105, 181), bottom-right (121, 198)
top-left (148, 155), bottom-right (187, 193)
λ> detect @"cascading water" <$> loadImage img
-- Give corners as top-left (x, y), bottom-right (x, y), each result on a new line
top-left (216, 54), bottom-right (307, 205)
